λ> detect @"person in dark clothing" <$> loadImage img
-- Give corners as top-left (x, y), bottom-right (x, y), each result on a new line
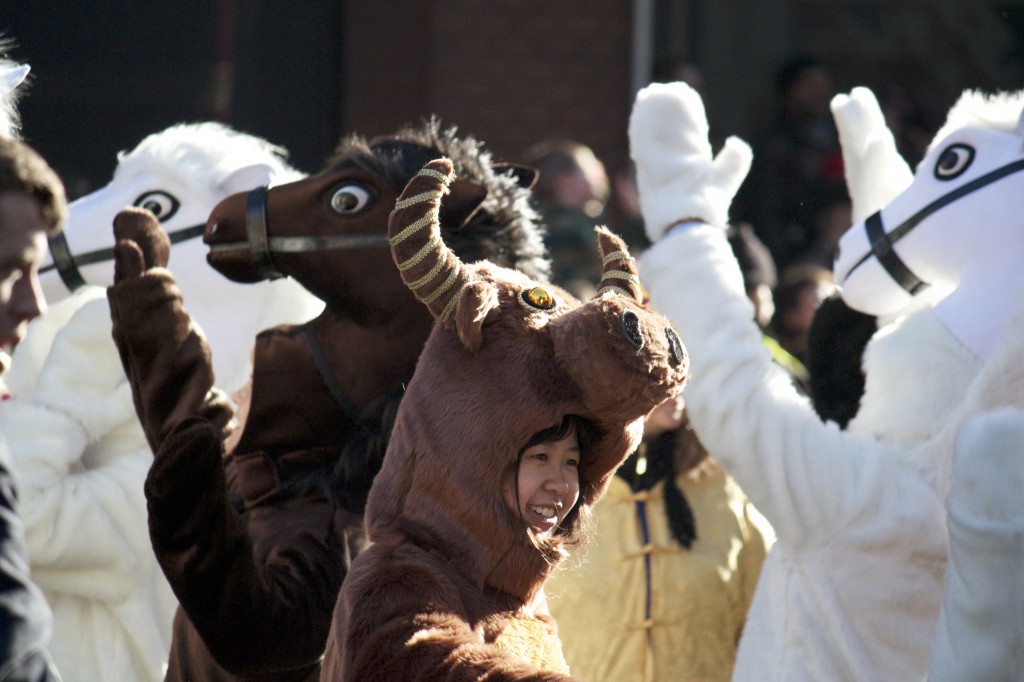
top-left (733, 55), bottom-right (849, 271)
top-left (0, 135), bottom-right (67, 681)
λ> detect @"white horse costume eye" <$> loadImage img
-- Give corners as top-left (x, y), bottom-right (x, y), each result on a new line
top-left (133, 190), bottom-right (181, 221)
top-left (329, 184), bottom-right (374, 215)
top-left (934, 144), bottom-right (975, 180)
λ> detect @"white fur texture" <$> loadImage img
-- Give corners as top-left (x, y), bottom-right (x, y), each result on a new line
top-left (634, 83), bottom-right (1024, 679)
top-left (629, 82), bottom-right (751, 239)
top-left (830, 86), bottom-right (914, 223)
top-left (0, 298), bottom-right (178, 681)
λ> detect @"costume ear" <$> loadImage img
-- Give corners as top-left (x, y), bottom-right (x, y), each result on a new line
top-left (493, 162), bottom-right (539, 189)
top-left (215, 163), bottom-right (279, 195)
top-left (439, 177), bottom-right (487, 230)
top-left (454, 280), bottom-right (500, 354)
top-left (0, 64), bottom-right (29, 93)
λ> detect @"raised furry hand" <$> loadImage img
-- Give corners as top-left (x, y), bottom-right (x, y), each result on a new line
top-left (830, 86), bottom-right (914, 224)
top-left (628, 81), bottom-right (752, 242)
top-left (107, 208), bottom-right (232, 453)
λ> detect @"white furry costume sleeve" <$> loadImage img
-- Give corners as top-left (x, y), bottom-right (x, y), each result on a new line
top-left (927, 407), bottom-right (1024, 681)
top-left (640, 226), bottom-right (899, 537)
top-left (630, 82), bottom-right (963, 680)
top-left (0, 295), bottom-right (177, 682)
top-left (631, 83), bottom-right (899, 539)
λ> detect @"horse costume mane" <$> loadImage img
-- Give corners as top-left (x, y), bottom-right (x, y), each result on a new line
top-left (324, 159), bottom-right (687, 678)
top-left (114, 122), bottom-right (298, 195)
top-left (327, 117), bottom-right (549, 280)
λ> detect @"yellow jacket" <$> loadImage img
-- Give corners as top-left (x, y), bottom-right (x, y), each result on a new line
top-left (547, 460), bottom-right (774, 682)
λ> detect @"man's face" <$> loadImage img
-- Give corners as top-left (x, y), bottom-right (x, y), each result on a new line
top-left (0, 192), bottom-right (49, 363)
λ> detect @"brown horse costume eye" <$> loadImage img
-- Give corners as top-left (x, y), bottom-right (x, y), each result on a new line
top-left (521, 286), bottom-right (556, 310)
top-left (329, 184), bottom-right (374, 215)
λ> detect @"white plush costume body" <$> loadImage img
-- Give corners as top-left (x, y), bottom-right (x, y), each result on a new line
top-left (0, 124), bottom-right (323, 682)
top-left (631, 83), bottom-right (1024, 680)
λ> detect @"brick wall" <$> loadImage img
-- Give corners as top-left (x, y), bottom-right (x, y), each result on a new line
top-left (344, 1), bottom-right (635, 181)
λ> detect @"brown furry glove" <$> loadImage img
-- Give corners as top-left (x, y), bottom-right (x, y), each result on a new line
top-left (108, 207), bottom-right (233, 453)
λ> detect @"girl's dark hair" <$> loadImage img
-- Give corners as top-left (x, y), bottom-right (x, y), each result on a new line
top-left (514, 414), bottom-right (596, 548)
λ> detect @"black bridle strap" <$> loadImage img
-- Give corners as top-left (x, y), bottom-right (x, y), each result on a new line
top-left (303, 321), bottom-right (361, 422)
top-left (245, 186), bottom-right (282, 280)
top-left (45, 231), bottom-right (86, 293)
top-left (864, 212), bottom-right (929, 295)
top-left (42, 223), bottom-right (206, 292)
top-left (847, 157), bottom-right (1024, 293)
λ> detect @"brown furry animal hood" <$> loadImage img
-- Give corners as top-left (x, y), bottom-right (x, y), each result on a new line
top-left (364, 159), bottom-right (689, 601)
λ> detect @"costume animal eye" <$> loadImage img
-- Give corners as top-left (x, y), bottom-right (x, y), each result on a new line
top-left (133, 191), bottom-right (181, 221)
top-left (521, 286), bottom-right (557, 310)
top-left (328, 184), bottom-right (374, 215)
top-left (934, 144), bottom-right (974, 180)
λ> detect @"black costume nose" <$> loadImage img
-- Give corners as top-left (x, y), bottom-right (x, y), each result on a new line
top-left (665, 328), bottom-right (685, 369)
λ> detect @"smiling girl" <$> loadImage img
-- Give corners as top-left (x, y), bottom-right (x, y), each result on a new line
top-left (512, 415), bottom-right (594, 545)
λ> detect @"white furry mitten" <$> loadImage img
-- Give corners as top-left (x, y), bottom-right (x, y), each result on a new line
top-left (830, 87), bottom-right (914, 223)
top-left (629, 81), bottom-right (752, 242)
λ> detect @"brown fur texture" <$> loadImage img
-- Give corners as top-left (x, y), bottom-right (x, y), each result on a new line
top-left (108, 208), bottom-right (368, 681)
top-left (321, 160), bottom-right (689, 680)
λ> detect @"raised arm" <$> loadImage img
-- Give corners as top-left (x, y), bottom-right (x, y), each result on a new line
top-left (107, 207), bottom-right (233, 452)
top-left (631, 82), bottom-right (897, 544)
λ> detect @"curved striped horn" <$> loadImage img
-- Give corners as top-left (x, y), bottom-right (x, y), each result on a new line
top-left (388, 158), bottom-right (471, 324)
top-left (595, 226), bottom-right (643, 302)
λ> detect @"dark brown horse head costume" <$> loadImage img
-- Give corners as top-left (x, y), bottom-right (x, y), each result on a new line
top-left (203, 118), bottom-right (546, 315)
top-left (197, 120), bottom-right (549, 510)
top-left (367, 159), bottom-right (689, 600)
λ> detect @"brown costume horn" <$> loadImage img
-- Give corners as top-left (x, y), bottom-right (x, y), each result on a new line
top-left (595, 226), bottom-right (644, 303)
top-left (388, 158), bottom-right (471, 325)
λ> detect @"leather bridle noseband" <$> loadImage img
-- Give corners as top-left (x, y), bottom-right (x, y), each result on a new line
top-left (43, 223), bottom-right (206, 293)
top-left (207, 185), bottom-right (392, 281)
top-left (845, 157), bottom-right (1024, 295)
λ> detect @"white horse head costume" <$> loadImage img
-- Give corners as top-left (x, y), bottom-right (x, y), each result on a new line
top-left (834, 89), bottom-right (1024, 360)
top-left (630, 81), bottom-right (1024, 681)
top-left (25, 122), bottom-right (323, 391)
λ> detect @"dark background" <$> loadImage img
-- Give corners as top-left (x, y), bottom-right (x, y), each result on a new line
top-left (5, 1), bottom-right (1024, 204)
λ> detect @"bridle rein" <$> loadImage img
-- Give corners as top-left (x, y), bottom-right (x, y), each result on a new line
top-left (206, 185), bottom-right (391, 281)
top-left (846, 157), bottom-right (1024, 295)
top-left (44, 183), bottom-right (394, 294)
top-left (43, 223), bottom-right (206, 293)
